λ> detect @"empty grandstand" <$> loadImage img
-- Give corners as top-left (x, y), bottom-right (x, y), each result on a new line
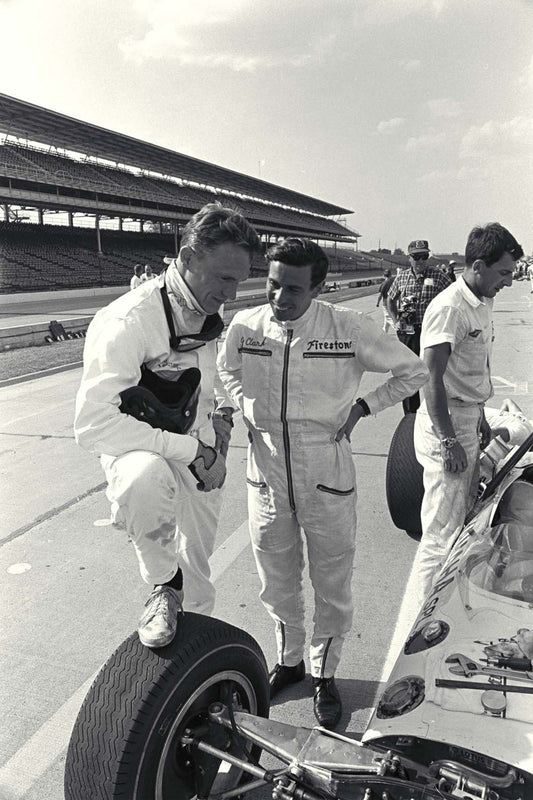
top-left (0, 93), bottom-right (360, 293)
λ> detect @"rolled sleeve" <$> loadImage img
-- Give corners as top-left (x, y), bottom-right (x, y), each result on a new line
top-left (354, 316), bottom-right (428, 414)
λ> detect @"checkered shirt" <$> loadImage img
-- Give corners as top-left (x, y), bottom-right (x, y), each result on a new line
top-left (388, 267), bottom-right (451, 326)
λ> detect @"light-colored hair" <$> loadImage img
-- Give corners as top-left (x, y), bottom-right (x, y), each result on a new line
top-left (180, 203), bottom-right (260, 259)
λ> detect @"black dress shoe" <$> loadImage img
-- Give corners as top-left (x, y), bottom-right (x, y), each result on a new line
top-left (269, 660), bottom-right (305, 699)
top-left (312, 677), bottom-right (342, 729)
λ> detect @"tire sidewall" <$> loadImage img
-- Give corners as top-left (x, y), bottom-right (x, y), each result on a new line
top-left (125, 641), bottom-right (269, 799)
top-left (385, 412), bottom-right (424, 535)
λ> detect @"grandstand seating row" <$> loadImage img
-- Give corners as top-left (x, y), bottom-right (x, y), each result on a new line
top-left (0, 222), bottom-right (375, 293)
top-left (0, 145), bottom-right (351, 238)
top-left (0, 224), bottom-right (178, 291)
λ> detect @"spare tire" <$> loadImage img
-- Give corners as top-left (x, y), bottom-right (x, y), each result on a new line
top-left (386, 412), bottom-right (424, 536)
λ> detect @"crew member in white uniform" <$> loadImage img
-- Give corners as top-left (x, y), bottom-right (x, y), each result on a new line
top-left (414, 222), bottom-right (524, 606)
top-left (74, 204), bottom-right (260, 648)
top-left (217, 237), bottom-right (428, 728)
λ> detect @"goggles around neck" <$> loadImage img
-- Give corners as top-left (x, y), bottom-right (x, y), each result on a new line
top-left (160, 275), bottom-right (224, 351)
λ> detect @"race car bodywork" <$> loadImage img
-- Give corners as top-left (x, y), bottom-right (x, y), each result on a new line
top-left (365, 443), bottom-right (533, 797)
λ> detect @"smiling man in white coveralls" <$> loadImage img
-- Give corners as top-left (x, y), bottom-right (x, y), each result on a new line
top-left (217, 238), bottom-right (428, 728)
top-left (74, 204), bottom-right (260, 648)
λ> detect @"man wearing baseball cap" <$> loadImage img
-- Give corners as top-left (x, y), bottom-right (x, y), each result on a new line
top-left (386, 239), bottom-right (451, 413)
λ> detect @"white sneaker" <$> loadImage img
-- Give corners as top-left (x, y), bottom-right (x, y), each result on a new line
top-left (138, 585), bottom-right (184, 648)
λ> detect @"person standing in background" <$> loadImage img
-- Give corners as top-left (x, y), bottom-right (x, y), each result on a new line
top-left (130, 263), bottom-right (144, 290)
top-left (413, 222), bottom-right (523, 605)
top-left (376, 268), bottom-right (395, 332)
top-left (387, 239), bottom-right (451, 413)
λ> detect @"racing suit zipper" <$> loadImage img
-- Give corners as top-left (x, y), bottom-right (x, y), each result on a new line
top-left (280, 328), bottom-right (296, 512)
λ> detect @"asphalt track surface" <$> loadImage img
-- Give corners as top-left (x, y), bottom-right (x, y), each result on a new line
top-left (0, 281), bottom-right (532, 800)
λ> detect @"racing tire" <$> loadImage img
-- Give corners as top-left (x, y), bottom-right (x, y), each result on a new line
top-left (64, 613), bottom-right (270, 800)
top-left (386, 412), bottom-right (424, 537)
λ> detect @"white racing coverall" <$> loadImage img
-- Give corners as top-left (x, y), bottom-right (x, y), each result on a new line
top-left (217, 300), bottom-right (428, 677)
top-left (74, 269), bottom-right (226, 614)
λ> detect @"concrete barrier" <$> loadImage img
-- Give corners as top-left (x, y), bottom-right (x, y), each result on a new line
top-left (0, 280), bottom-right (381, 351)
top-left (0, 316), bottom-right (92, 351)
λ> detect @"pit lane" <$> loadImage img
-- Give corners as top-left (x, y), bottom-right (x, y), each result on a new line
top-left (0, 281), bottom-right (531, 800)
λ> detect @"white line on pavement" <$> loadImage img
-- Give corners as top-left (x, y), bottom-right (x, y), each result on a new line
top-left (375, 558), bottom-right (420, 687)
top-left (493, 375), bottom-right (514, 387)
top-left (0, 675), bottom-right (97, 799)
top-left (0, 520), bottom-right (252, 798)
top-left (211, 520), bottom-right (250, 583)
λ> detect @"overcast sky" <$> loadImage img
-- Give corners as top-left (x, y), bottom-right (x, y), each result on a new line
top-left (0, 0), bottom-right (531, 254)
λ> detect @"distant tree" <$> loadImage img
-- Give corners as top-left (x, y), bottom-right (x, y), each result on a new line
top-left (393, 248), bottom-right (405, 256)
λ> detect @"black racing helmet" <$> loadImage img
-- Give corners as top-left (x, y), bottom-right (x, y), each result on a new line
top-left (119, 366), bottom-right (201, 435)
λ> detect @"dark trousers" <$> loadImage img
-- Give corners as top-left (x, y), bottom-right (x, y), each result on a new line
top-left (397, 325), bottom-right (422, 414)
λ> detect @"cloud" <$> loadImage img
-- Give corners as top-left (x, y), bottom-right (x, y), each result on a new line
top-left (357, 0), bottom-right (447, 26)
top-left (417, 164), bottom-right (490, 185)
top-left (518, 53), bottom-right (533, 88)
top-left (120, 0), bottom-right (352, 71)
top-left (461, 116), bottom-right (533, 159)
top-left (405, 132), bottom-right (447, 152)
top-left (377, 117), bottom-right (405, 134)
top-left (120, 0), bottom-right (454, 71)
top-left (400, 59), bottom-right (421, 72)
top-left (428, 97), bottom-right (462, 118)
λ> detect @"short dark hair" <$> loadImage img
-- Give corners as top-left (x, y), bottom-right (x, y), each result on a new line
top-left (465, 223), bottom-right (523, 267)
top-left (265, 237), bottom-right (328, 288)
top-left (181, 203), bottom-right (261, 259)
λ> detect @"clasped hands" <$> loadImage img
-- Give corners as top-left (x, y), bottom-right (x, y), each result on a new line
top-left (188, 408), bottom-right (234, 491)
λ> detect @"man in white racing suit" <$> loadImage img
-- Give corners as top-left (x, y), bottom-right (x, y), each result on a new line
top-left (74, 204), bottom-right (260, 648)
top-left (217, 238), bottom-right (428, 728)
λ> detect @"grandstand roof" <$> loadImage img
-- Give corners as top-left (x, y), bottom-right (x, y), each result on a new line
top-left (0, 93), bottom-right (352, 218)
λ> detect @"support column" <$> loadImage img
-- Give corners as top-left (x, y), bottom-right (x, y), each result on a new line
top-left (3, 203), bottom-right (9, 222)
top-left (174, 221), bottom-right (179, 255)
top-left (68, 210), bottom-right (73, 227)
top-left (95, 214), bottom-right (102, 253)
top-left (118, 216), bottom-right (123, 231)
top-left (95, 214), bottom-right (103, 286)
top-left (38, 207), bottom-right (44, 225)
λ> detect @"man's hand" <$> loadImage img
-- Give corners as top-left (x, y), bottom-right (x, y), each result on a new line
top-left (211, 407), bottom-right (234, 458)
top-left (479, 413), bottom-right (492, 450)
top-left (335, 403), bottom-right (365, 442)
top-left (440, 440), bottom-right (468, 473)
top-left (188, 441), bottom-right (226, 491)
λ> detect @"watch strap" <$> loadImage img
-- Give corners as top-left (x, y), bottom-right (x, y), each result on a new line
top-left (356, 397), bottom-right (371, 417)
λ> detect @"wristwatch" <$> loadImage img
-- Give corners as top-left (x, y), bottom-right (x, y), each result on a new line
top-left (440, 436), bottom-right (457, 449)
top-left (356, 397), bottom-right (371, 417)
